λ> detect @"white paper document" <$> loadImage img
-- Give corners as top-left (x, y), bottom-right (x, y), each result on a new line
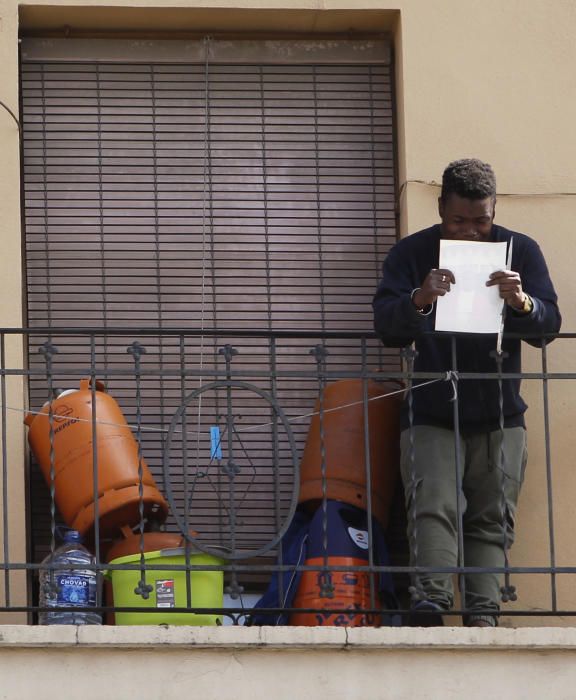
top-left (435, 240), bottom-right (508, 334)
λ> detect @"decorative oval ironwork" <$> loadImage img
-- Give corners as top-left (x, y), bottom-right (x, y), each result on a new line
top-left (162, 379), bottom-right (299, 561)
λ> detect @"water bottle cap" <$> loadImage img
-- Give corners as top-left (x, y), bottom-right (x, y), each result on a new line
top-left (62, 530), bottom-right (82, 544)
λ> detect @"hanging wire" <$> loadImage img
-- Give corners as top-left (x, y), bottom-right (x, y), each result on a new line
top-left (95, 64), bottom-right (109, 384)
top-left (150, 64), bottom-right (167, 493)
top-left (40, 65), bottom-right (52, 333)
top-left (194, 35), bottom-right (212, 479)
top-left (312, 66), bottom-right (327, 337)
top-left (13, 375), bottom-right (445, 436)
top-left (258, 66), bottom-right (284, 608)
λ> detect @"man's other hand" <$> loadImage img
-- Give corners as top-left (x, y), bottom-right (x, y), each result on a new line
top-left (486, 270), bottom-right (525, 310)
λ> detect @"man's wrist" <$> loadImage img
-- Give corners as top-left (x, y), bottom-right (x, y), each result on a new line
top-left (411, 288), bottom-right (433, 316)
top-left (513, 293), bottom-right (534, 315)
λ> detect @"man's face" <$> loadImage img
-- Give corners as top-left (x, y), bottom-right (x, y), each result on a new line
top-left (438, 193), bottom-right (495, 241)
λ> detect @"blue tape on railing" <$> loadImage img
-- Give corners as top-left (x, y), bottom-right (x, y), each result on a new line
top-left (210, 426), bottom-right (222, 460)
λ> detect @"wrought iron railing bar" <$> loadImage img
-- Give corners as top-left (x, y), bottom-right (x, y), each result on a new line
top-left (269, 336), bottom-right (285, 613)
top-left (313, 343), bottom-right (334, 601)
top-left (179, 334), bottom-right (193, 609)
top-left (39, 342), bottom-right (58, 589)
top-left (221, 346), bottom-right (239, 586)
top-left (5, 326), bottom-right (570, 340)
top-left (541, 338), bottom-right (558, 611)
top-left (127, 341), bottom-right (153, 601)
top-left (239, 607), bottom-right (576, 617)
top-left (360, 337), bottom-right (377, 611)
top-left (0, 334), bottom-right (10, 606)
top-left (4, 604), bottom-right (576, 618)
top-left (89, 335), bottom-right (103, 610)
top-left (450, 337), bottom-right (467, 611)
top-left (6, 560), bottom-right (576, 575)
top-left (404, 347), bottom-right (423, 605)
top-left (492, 348), bottom-right (517, 605)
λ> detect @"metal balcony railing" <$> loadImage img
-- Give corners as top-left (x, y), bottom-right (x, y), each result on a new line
top-left (0, 327), bottom-right (572, 626)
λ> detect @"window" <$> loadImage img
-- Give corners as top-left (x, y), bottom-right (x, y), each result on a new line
top-left (21, 37), bottom-right (398, 561)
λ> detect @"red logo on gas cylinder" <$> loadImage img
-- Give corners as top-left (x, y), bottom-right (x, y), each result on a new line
top-left (53, 404), bottom-right (74, 423)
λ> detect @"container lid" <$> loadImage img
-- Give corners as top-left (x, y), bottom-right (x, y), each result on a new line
top-left (105, 532), bottom-right (185, 563)
top-left (108, 547), bottom-right (224, 567)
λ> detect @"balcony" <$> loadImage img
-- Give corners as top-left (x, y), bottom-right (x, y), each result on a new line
top-left (0, 326), bottom-right (573, 630)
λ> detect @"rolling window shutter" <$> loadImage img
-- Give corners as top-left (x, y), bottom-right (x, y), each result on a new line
top-left (21, 38), bottom-right (398, 560)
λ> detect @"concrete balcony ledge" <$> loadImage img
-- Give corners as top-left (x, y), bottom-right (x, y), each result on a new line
top-left (3, 625), bottom-right (576, 699)
top-left (2, 624), bottom-right (576, 650)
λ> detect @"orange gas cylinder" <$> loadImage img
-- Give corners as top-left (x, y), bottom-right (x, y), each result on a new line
top-left (24, 378), bottom-right (168, 537)
top-left (298, 379), bottom-right (402, 527)
top-left (290, 556), bottom-right (381, 627)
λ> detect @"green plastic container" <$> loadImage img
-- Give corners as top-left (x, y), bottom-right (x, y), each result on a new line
top-left (107, 547), bottom-right (224, 625)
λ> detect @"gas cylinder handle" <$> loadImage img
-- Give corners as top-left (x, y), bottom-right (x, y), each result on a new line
top-left (79, 377), bottom-right (107, 393)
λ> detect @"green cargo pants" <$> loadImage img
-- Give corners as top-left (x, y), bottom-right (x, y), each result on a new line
top-left (400, 425), bottom-right (527, 624)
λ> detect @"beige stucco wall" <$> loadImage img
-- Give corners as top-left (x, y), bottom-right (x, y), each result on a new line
top-left (1, 0), bottom-right (575, 627)
top-left (0, 0), bottom-right (26, 622)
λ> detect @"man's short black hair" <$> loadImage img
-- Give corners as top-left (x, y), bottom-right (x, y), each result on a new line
top-left (440, 158), bottom-right (497, 202)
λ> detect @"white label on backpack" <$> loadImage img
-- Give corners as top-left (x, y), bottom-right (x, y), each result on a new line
top-left (347, 527), bottom-right (369, 550)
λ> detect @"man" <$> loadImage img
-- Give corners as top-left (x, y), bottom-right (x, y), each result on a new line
top-left (372, 158), bottom-right (561, 627)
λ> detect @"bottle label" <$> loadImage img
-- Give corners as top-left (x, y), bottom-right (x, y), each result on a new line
top-left (56, 574), bottom-right (96, 606)
top-left (156, 579), bottom-right (175, 608)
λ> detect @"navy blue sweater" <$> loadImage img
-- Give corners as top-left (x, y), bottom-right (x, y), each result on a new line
top-left (372, 224), bottom-right (561, 432)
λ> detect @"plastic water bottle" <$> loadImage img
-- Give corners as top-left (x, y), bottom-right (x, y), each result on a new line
top-left (38, 530), bottom-right (101, 625)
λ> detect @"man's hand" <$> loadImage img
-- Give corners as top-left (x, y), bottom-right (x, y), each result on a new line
top-left (412, 268), bottom-right (455, 309)
top-left (486, 270), bottom-right (525, 310)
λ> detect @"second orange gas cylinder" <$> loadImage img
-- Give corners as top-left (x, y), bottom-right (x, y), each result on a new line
top-left (25, 378), bottom-right (168, 537)
top-left (298, 379), bottom-right (402, 527)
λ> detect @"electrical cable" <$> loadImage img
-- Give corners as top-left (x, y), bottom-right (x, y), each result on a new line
top-left (0, 100), bottom-right (21, 136)
top-left (399, 178), bottom-right (576, 201)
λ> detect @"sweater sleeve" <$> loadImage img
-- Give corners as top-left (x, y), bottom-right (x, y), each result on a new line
top-left (372, 241), bottom-right (431, 347)
top-left (505, 237), bottom-right (561, 346)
